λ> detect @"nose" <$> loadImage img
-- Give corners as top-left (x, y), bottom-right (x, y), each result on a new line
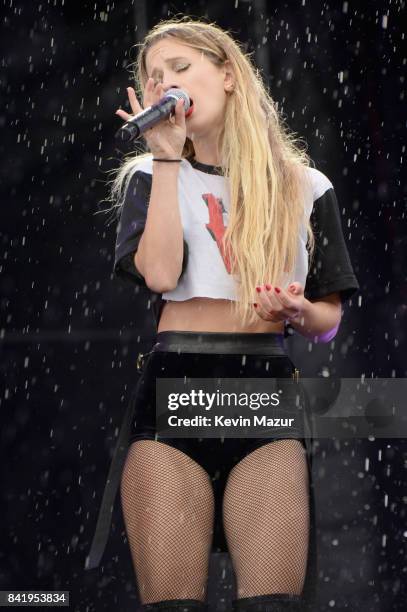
top-left (155, 72), bottom-right (180, 92)
top-left (158, 77), bottom-right (191, 105)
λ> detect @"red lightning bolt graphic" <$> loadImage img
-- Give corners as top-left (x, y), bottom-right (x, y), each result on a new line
top-left (202, 193), bottom-right (233, 273)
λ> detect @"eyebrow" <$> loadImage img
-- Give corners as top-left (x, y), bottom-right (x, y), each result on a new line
top-left (148, 57), bottom-right (190, 78)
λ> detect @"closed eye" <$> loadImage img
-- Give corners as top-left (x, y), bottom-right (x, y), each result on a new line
top-left (175, 64), bottom-right (190, 72)
top-left (152, 64), bottom-right (190, 85)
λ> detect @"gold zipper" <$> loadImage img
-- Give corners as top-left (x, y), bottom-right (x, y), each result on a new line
top-left (136, 350), bottom-right (153, 372)
top-left (292, 367), bottom-right (300, 383)
top-left (136, 353), bottom-right (145, 372)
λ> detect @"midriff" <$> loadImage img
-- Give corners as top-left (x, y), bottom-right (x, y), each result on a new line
top-left (157, 297), bottom-right (285, 334)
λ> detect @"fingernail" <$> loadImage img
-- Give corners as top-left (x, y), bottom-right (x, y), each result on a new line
top-left (253, 303), bottom-right (258, 308)
top-left (265, 284), bottom-right (272, 291)
top-left (256, 286), bottom-right (261, 293)
top-left (275, 287), bottom-right (281, 293)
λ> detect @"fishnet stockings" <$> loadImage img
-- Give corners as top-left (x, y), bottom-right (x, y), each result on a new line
top-left (223, 439), bottom-right (310, 599)
top-left (120, 438), bottom-right (310, 605)
top-left (120, 440), bottom-right (214, 604)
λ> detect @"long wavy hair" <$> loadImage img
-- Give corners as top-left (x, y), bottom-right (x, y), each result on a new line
top-left (108, 16), bottom-right (315, 326)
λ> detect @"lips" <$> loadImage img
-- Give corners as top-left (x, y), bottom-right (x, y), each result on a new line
top-left (185, 98), bottom-right (194, 118)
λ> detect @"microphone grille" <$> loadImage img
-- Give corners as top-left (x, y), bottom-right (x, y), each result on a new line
top-left (165, 88), bottom-right (191, 112)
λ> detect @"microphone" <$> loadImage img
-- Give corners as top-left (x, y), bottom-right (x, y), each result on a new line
top-left (115, 88), bottom-right (191, 143)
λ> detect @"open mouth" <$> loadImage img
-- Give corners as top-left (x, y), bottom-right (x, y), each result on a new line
top-left (185, 98), bottom-right (194, 118)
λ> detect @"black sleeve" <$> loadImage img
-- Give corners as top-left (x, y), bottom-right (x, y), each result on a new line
top-left (113, 169), bottom-right (189, 287)
top-left (304, 186), bottom-right (360, 304)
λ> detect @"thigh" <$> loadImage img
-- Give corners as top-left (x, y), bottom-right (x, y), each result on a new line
top-left (120, 439), bottom-right (215, 603)
top-left (222, 439), bottom-right (310, 598)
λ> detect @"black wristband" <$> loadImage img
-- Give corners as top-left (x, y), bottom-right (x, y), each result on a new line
top-left (152, 158), bottom-right (182, 162)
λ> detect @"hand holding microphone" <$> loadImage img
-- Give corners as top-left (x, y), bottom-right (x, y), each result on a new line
top-left (115, 79), bottom-right (190, 159)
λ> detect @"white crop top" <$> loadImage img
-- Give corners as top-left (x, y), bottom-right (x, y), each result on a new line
top-left (114, 155), bottom-right (359, 325)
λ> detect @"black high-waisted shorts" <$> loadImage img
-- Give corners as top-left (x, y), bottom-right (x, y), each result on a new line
top-left (84, 330), bottom-right (316, 574)
top-left (127, 330), bottom-right (307, 554)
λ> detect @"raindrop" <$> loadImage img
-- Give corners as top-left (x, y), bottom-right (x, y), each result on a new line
top-left (382, 534), bottom-right (387, 547)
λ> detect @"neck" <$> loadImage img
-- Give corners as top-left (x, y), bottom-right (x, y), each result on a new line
top-left (190, 133), bottom-right (221, 167)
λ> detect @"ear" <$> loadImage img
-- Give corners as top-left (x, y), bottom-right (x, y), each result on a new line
top-left (222, 59), bottom-right (235, 92)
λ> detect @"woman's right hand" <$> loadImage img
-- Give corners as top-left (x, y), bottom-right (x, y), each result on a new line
top-left (115, 78), bottom-right (187, 159)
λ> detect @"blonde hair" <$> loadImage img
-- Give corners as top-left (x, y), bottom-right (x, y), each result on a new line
top-left (108, 16), bottom-right (315, 326)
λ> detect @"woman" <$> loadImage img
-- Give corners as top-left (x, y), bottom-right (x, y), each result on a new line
top-left (86, 17), bottom-right (359, 612)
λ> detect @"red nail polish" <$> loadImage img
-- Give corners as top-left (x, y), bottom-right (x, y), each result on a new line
top-left (253, 303), bottom-right (258, 308)
top-left (265, 284), bottom-right (272, 291)
top-left (275, 287), bottom-right (281, 293)
top-left (256, 286), bottom-right (261, 293)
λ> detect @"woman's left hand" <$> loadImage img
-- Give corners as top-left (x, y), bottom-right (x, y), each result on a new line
top-left (253, 281), bottom-right (305, 322)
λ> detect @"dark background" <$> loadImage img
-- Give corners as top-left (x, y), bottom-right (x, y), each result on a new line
top-left (1, 1), bottom-right (406, 610)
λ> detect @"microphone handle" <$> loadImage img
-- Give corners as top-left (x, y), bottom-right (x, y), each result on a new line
top-left (115, 96), bottom-right (177, 143)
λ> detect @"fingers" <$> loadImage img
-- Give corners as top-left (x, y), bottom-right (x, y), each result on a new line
top-left (127, 86), bottom-right (142, 115)
top-left (272, 286), bottom-right (295, 308)
top-left (254, 285), bottom-right (282, 320)
top-left (287, 281), bottom-right (303, 295)
top-left (174, 98), bottom-right (186, 127)
top-left (142, 78), bottom-right (153, 108)
top-left (115, 86), bottom-right (142, 122)
top-left (115, 80), bottom-right (186, 128)
top-left (253, 283), bottom-right (304, 321)
top-left (115, 108), bottom-right (132, 121)
top-left (115, 80), bottom-right (160, 123)
top-left (141, 80), bottom-right (186, 129)
top-left (143, 78), bottom-right (165, 108)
